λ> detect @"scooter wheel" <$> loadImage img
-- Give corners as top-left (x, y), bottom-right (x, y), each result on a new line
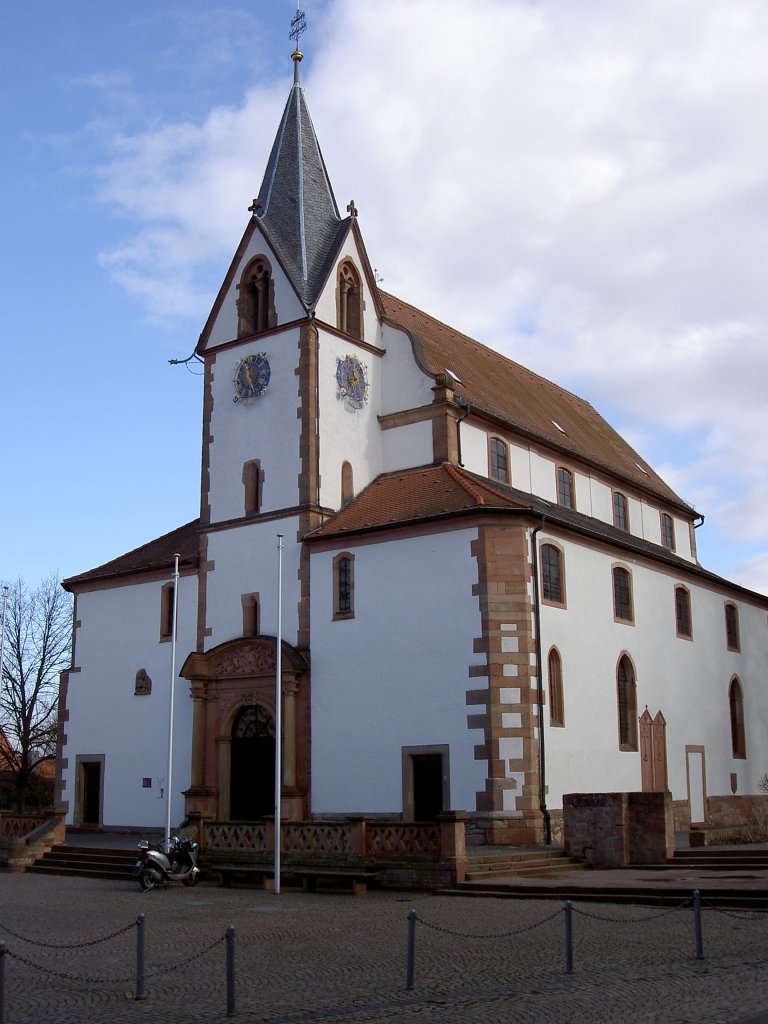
top-left (139, 866), bottom-right (162, 892)
top-left (182, 874), bottom-right (200, 887)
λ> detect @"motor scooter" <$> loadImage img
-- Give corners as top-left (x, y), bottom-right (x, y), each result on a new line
top-left (134, 835), bottom-right (201, 891)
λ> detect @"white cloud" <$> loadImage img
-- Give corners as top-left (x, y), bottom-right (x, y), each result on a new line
top-left (90, 0), bottom-right (768, 589)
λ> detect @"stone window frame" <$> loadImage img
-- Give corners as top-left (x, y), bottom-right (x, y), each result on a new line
top-left (729, 676), bottom-right (746, 759)
top-left (612, 564), bottom-right (634, 625)
top-left (488, 436), bottom-right (509, 484)
top-left (547, 646), bottom-right (565, 727)
top-left (333, 551), bottom-right (355, 620)
top-left (616, 653), bottom-right (638, 751)
top-left (674, 584), bottom-right (693, 640)
top-left (556, 466), bottom-right (575, 510)
top-left (540, 541), bottom-right (566, 609)
top-left (725, 602), bottom-right (740, 652)
top-left (401, 744), bottom-right (450, 822)
top-left (612, 490), bottom-right (629, 531)
top-left (341, 460), bottom-right (354, 506)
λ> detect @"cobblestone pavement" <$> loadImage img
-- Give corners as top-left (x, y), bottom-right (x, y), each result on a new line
top-left (2, 872), bottom-right (768, 1023)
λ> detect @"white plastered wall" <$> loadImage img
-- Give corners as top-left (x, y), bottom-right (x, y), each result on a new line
top-left (61, 575), bottom-right (197, 828)
top-left (207, 328), bottom-right (302, 523)
top-left (537, 532), bottom-right (768, 809)
top-left (203, 517), bottom-right (302, 649)
top-left (310, 528), bottom-right (487, 814)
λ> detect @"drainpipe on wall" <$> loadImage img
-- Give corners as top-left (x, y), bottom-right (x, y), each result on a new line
top-left (530, 515), bottom-right (551, 846)
top-left (454, 397), bottom-right (470, 467)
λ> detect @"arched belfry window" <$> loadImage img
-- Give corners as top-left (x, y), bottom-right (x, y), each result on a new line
top-left (237, 256), bottom-right (274, 337)
top-left (338, 261), bottom-right (363, 339)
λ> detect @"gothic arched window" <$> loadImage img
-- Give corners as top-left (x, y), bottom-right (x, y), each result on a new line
top-left (338, 261), bottom-right (363, 339)
top-left (237, 256), bottom-right (273, 337)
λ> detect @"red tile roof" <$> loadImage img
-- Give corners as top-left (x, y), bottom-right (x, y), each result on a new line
top-left (63, 520), bottom-right (200, 589)
top-left (381, 291), bottom-right (689, 510)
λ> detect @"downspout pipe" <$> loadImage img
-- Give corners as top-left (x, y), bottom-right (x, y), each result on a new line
top-left (530, 515), bottom-right (551, 846)
top-left (454, 396), bottom-right (470, 467)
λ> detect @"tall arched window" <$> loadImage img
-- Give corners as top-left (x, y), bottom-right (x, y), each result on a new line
top-left (613, 491), bottom-right (629, 531)
top-left (557, 467), bottom-right (575, 509)
top-left (675, 585), bottom-right (692, 639)
top-left (489, 437), bottom-right (509, 483)
top-left (338, 261), bottom-right (363, 339)
top-left (548, 648), bottom-right (564, 726)
top-left (237, 256), bottom-right (273, 337)
top-left (660, 512), bottom-right (675, 551)
top-left (333, 552), bottom-right (355, 619)
top-left (729, 677), bottom-right (746, 758)
top-left (617, 655), bottom-right (638, 750)
top-left (540, 543), bottom-right (565, 606)
top-left (612, 566), bottom-right (633, 623)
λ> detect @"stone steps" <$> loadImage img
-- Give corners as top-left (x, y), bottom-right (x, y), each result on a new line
top-left (442, 881), bottom-right (768, 910)
top-left (26, 845), bottom-right (137, 880)
top-left (465, 849), bottom-right (586, 880)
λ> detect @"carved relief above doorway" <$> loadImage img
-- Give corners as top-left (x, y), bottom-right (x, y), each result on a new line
top-left (180, 636), bottom-right (309, 824)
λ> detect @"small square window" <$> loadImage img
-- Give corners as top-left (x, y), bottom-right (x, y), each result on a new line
top-left (142, 778), bottom-right (152, 789)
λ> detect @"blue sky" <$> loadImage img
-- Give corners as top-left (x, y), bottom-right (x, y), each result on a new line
top-left (3, 0), bottom-right (768, 594)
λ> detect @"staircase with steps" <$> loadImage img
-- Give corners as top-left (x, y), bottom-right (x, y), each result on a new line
top-left (26, 845), bottom-right (137, 881)
top-left (445, 845), bottom-right (768, 909)
top-left (465, 848), bottom-right (587, 881)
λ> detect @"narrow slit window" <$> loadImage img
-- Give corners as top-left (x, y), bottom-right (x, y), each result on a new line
top-left (548, 648), bottom-right (564, 727)
top-left (617, 656), bottom-right (638, 750)
top-left (333, 552), bottom-right (355, 619)
top-left (489, 437), bottom-right (509, 483)
top-left (612, 567), bottom-right (633, 623)
top-left (557, 467), bottom-right (575, 509)
top-left (675, 586), bottom-right (692, 639)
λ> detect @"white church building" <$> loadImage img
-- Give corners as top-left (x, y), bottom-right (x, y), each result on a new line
top-left (58, 42), bottom-right (768, 848)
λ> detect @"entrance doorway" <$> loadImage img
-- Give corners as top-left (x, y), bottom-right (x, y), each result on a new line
top-left (76, 756), bottom-right (103, 826)
top-left (640, 709), bottom-right (668, 792)
top-left (229, 705), bottom-right (275, 821)
top-left (402, 745), bottom-right (449, 822)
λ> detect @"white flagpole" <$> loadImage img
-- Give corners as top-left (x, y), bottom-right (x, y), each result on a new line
top-left (165, 554), bottom-right (180, 847)
top-left (274, 534), bottom-right (284, 894)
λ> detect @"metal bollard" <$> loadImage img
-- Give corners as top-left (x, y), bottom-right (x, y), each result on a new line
top-left (405, 909), bottom-right (416, 991)
top-left (564, 900), bottom-right (573, 974)
top-left (135, 913), bottom-right (146, 1000)
top-left (226, 925), bottom-right (236, 1017)
top-left (1, 940), bottom-right (6, 1024)
top-left (694, 890), bottom-right (704, 960)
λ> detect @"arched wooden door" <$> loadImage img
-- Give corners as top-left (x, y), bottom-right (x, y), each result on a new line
top-left (229, 705), bottom-right (275, 821)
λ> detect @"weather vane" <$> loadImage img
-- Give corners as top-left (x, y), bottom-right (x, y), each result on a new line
top-left (290, 5), bottom-right (307, 49)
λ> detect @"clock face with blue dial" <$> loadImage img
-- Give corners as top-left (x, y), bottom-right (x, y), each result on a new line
top-left (336, 355), bottom-right (368, 410)
top-left (233, 352), bottom-right (270, 404)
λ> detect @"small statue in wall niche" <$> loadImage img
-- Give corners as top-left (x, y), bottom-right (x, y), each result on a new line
top-left (134, 668), bottom-right (152, 695)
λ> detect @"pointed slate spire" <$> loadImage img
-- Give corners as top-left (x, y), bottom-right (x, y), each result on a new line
top-left (254, 45), bottom-right (348, 310)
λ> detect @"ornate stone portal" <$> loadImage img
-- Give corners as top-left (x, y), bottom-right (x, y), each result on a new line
top-left (180, 636), bottom-right (309, 824)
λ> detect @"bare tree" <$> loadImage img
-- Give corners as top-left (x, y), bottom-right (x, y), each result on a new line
top-left (0, 574), bottom-right (72, 811)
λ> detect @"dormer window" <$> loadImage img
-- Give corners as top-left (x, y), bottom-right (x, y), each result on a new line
top-left (237, 256), bottom-right (274, 337)
top-left (338, 261), bottom-right (363, 339)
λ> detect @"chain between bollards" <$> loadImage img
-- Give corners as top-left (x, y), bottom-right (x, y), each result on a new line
top-left (406, 909), bottom-right (416, 990)
top-left (694, 890), bottom-right (704, 960)
top-left (135, 913), bottom-right (146, 1000)
top-left (226, 925), bottom-right (236, 1017)
top-left (564, 900), bottom-right (573, 974)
